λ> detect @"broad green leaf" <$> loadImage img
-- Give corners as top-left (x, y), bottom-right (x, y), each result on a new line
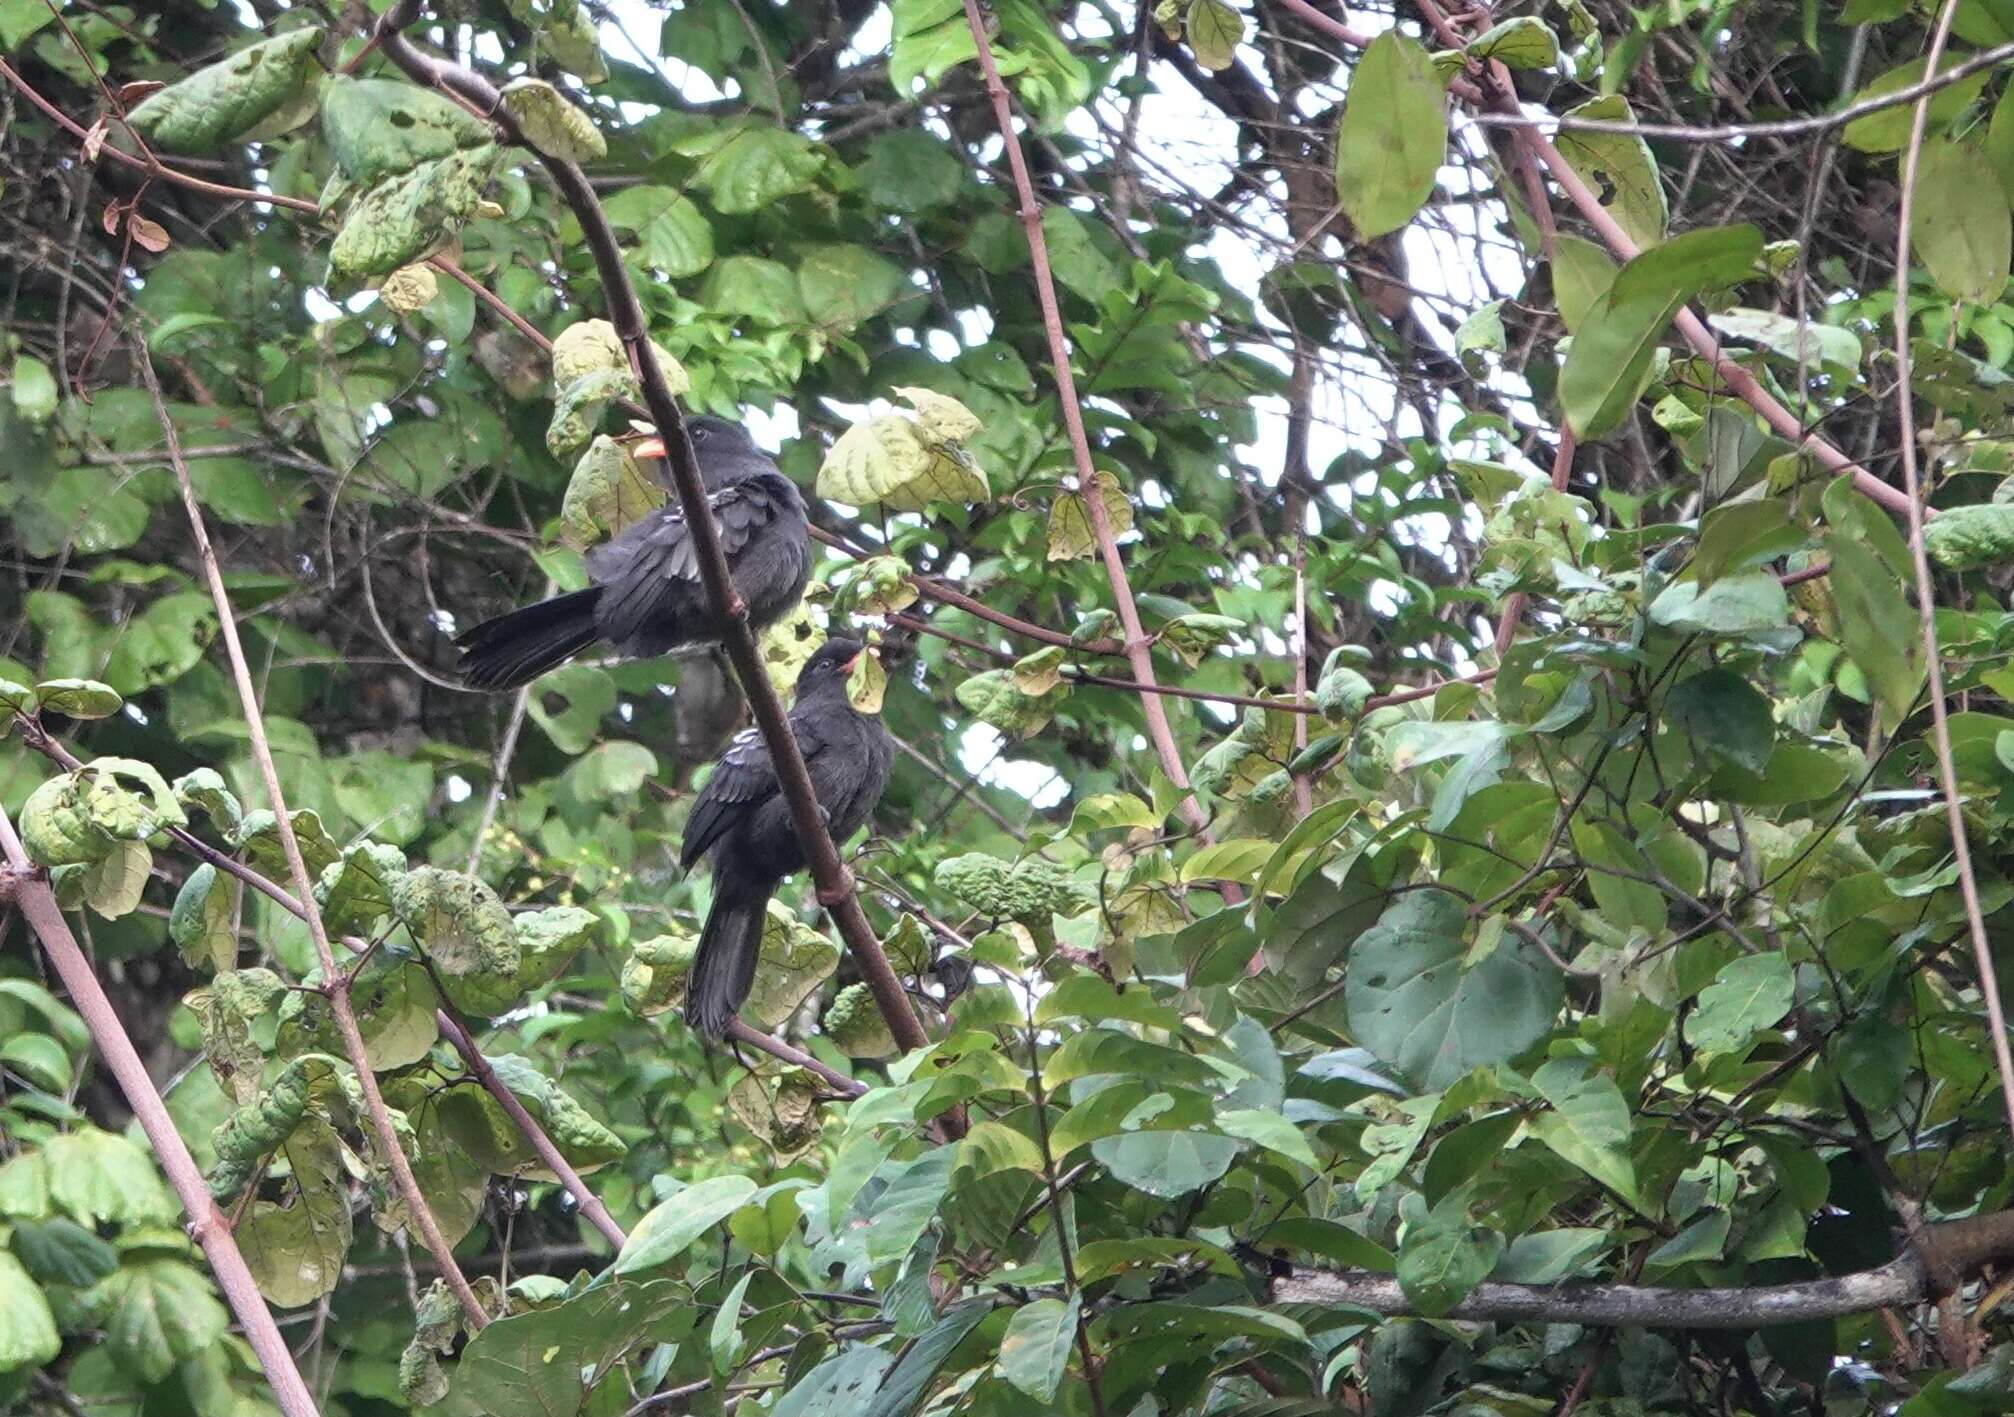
top-left (1467, 16), bottom-right (1558, 68)
top-left (1333, 32), bottom-right (1447, 239)
top-left (861, 127), bottom-right (966, 211)
top-left (1824, 533), bottom-right (1924, 732)
top-left (1913, 140), bottom-right (2011, 302)
top-left (1345, 891), bottom-right (1564, 1090)
top-left (320, 77), bottom-right (493, 183)
top-left (1528, 1058), bottom-right (1640, 1203)
top-left (0, 1252), bottom-right (60, 1373)
top-left (1398, 1207), bottom-right (1503, 1316)
top-left (1925, 502), bottom-right (2014, 569)
top-left (127, 29), bottom-right (323, 153)
top-left (1842, 52), bottom-right (1991, 153)
top-left (85, 1259), bottom-right (228, 1384)
top-left (614, 1174), bottom-right (758, 1274)
top-left (1692, 497), bottom-right (1806, 586)
top-left (1647, 570), bottom-right (1788, 635)
top-left (1551, 235), bottom-right (1618, 333)
top-left (800, 244), bottom-right (910, 330)
top-left (998, 1295), bottom-right (1078, 1401)
top-left (698, 126), bottom-right (825, 213)
top-left (1685, 952), bottom-right (1794, 1055)
top-left (1707, 308), bottom-right (1862, 374)
top-left (1555, 95), bottom-right (1666, 247)
top-left (1046, 471), bottom-right (1133, 561)
top-left (329, 146), bottom-right (503, 279)
top-left (1186, 0), bottom-right (1244, 70)
top-left (866, 1299), bottom-right (992, 1417)
top-left (1666, 669), bottom-right (1774, 773)
top-left (1560, 224), bottom-right (1762, 438)
top-left (603, 184), bottom-right (716, 276)
top-left (47, 1127), bottom-right (175, 1226)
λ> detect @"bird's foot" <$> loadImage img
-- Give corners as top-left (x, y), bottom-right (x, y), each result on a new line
top-left (816, 867), bottom-right (857, 908)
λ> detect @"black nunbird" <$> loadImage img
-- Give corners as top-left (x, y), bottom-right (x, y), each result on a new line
top-left (680, 636), bottom-right (892, 1040)
top-left (456, 416), bottom-right (811, 689)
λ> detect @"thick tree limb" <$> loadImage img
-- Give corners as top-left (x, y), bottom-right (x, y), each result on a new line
top-left (0, 850), bottom-right (321, 1417)
top-left (1278, 1210), bottom-right (2014, 1327)
top-left (370, 3), bottom-right (935, 1065)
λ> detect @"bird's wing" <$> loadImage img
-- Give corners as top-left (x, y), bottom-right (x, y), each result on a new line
top-left (588, 473), bottom-right (799, 640)
top-left (678, 704), bottom-right (836, 869)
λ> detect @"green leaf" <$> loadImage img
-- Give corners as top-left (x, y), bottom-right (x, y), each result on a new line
top-left (1824, 533), bottom-right (1924, 732)
top-left (1925, 501), bottom-right (2014, 570)
top-left (1707, 308), bottom-right (1862, 375)
top-left (799, 244), bottom-right (910, 330)
top-left (1913, 140), bottom-right (2011, 302)
top-left (774, 1347), bottom-right (895, 1417)
top-left (500, 78), bottom-right (606, 162)
top-left (1569, 821), bottom-right (1666, 935)
top-left (1560, 224), bottom-right (1762, 438)
top-left (453, 1279), bottom-right (687, 1417)
top-left (1041, 207), bottom-right (1123, 301)
top-left (10, 1217), bottom-right (117, 1288)
top-left (1093, 1128), bottom-right (1241, 1198)
top-left (861, 128), bottom-right (965, 211)
top-left (85, 1259), bottom-right (228, 1383)
top-left (1666, 669), bottom-right (1774, 773)
top-left (47, 1127), bottom-right (175, 1226)
top-left (703, 254), bottom-right (808, 324)
top-left (1686, 952), bottom-right (1795, 1055)
top-left (614, 1174), bottom-right (758, 1274)
top-left (1555, 95), bottom-right (1666, 247)
top-left (1528, 1058), bottom-right (1640, 1203)
top-left (1692, 497), bottom-right (1806, 585)
top-left (10, 354), bottom-right (55, 424)
top-left (320, 77), bottom-right (494, 184)
top-left (1345, 891), bottom-right (1564, 1090)
top-left (0, 1033), bottom-right (71, 1094)
top-left (998, 1294), bottom-right (1078, 1401)
top-left (127, 28), bottom-right (323, 153)
top-left (602, 184), bottom-right (716, 277)
top-left (1842, 52), bottom-right (1991, 153)
top-left (1333, 32), bottom-right (1447, 239)
top-left (860, 1147), bottom-right (957, 1266)
top-left (698, 126), bottom-right (825, 214)
top-left (1467, 16), bottom-right (1558, 68)
top-left (865, 1299), bottom-right (992, 1417)
top-left (1186, 0), bottom-right (1244, 70)
top-left (0, 980), bottom-right (89, 1054)
top-left (1397, 1207), bottom-right (1503, 1317)
top-left (1647, 570), bottom-right (1788, 635)
top-left (1216, 1107), bottom-right (1319, 1167)
top-left (329, 145), bottom-right (502, 280)
top-left (35, 678), bottom-right (122, 719)
top-left (1551, 235), bottom-right (1618, 334)
top-left (0, 1251), bottom-right (59, 1374)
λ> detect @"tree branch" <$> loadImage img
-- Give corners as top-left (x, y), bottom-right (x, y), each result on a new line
top-left (368, 4), bottom-right (936, 1065)
top-left (1276, 1209), bottom-right (2014, 1326)
top-left (1891, 0), bottom-right (2014, 1144)
top-left (958, 0), bottom-right (1215, 843)
top-left (134, 340), bottom-right (490, 1329)
top-left (0, 851), bottom-right (321, 1417)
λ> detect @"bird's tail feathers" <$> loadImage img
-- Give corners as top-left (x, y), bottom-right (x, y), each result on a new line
top-left (686, 874), bottom-right (773, 1041)
top-left (457, 587), bottom-right (602, 690)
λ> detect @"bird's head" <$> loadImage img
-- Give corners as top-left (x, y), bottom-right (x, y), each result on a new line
top-left (634, 416), bottom-right (758, 465)
top-left (798, 637), bottom-right (871, 696)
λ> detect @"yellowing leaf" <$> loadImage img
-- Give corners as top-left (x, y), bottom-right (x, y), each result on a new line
top-left (501, 78), bottom-right (607, 163)
top-left (1186, 0), bottom-right (1244, 70)
top-left (378, 263), bottom-right (438, 313)
top-left (890, 385), bottom-right (981, 443)
top-left (561, 435), bottom-right (665, 547)
top-left (818, 415), bottom-right (989, 511)
top-left (1047, 470), bottom-right (1133, 560)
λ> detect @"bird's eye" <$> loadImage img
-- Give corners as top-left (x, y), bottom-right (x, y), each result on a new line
top-left (691, 425), bottom-right (709, 443)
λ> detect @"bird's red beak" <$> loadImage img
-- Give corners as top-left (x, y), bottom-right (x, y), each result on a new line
top-left (844, 650), bottom-right (865, 674)
top-left (634, 437), bottom-right (666, 460)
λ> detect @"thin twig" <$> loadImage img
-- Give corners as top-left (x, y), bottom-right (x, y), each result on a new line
top-left (135, 340), bottom-right (489, 1329)
top-left (0, 846), bottom-right (321, 1417)
top-left (1892, 0), bottom-right (2014, 1145)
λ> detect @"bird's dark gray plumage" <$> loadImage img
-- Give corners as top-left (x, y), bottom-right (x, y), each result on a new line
top-left (680, 636), bottom-right (892, 1041)
top-left (456, 416), bottom-right (812, 689)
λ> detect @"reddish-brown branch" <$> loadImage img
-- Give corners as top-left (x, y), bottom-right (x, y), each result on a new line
top-left (0, 847), bottom-right (321, 1417)
top-left (370, 5), bottom-right (935, 1067)
top-left (134, 342), bottom-right (489, 1328)
top-left (1891, 0), bottom-right (2014, 1145)
top-left (726, 1020), bottom-right (868, 1096)
top-left (957, 0), bottom-right (1213, 842)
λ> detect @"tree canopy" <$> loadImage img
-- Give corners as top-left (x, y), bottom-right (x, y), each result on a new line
top-left (4, 0), bottom-right (2014, 1413)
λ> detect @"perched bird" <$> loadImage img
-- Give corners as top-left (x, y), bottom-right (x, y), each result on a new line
top-left (456, 416), bottom-right (811, 689)
top-left (680, 636), bottom-right (892, 1040)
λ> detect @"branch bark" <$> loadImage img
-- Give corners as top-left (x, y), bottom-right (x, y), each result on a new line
top-left (957, 0), bottom-right (1215, 843)
top-left (1276, 1210), bottom-right (2014, 1327)
top-left (1891, 0), bottom-right (2014, 1145)
top-left (0, 848), bottom-right (321, 1417)
top-left (368, 3), bottom-right (934, 1066)
top-left (134, 341), bottom-right (489, 1329)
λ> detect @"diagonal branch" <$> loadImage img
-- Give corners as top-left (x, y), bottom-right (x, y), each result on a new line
top-left (368, 3), bottom-right (934, 1064)
top-left (133, 340), bottom-right (489, 1329)
top-left (1891, 0), bottom-right (2014, 1144)
top-left (0, 844), bottom-right (321, 1417)
top-left (957, 0), bottom-right (1215, 843)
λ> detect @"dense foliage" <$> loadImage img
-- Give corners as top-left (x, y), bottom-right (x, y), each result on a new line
top-left (5, 0), bottom-right (2014, 1413)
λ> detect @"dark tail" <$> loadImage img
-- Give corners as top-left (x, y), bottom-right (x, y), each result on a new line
top-left (686, 872), bottom-right (773, 1041)
top-left (456, 588), bottom-right (602, 690)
